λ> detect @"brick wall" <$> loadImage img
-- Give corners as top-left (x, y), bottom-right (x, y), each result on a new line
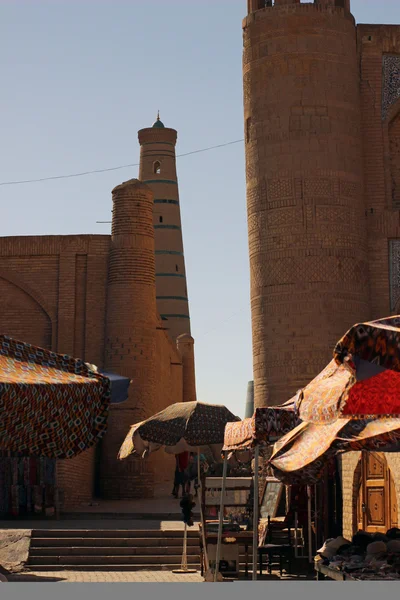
top-left (56, 447), bottom-right (96, 510)
top-left (243, 3), bottom-right (370, 408)
top-left (339, 452), bottom-right (361, 539)
top-left (152, 325), bottom-right (183, 495)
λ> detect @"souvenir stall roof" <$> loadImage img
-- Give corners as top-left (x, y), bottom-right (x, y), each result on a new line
top-left (298, 316), bottom-right (400, 424)
top-left (268, 316), bottom-right (400, 484)
top-left (222, 401), bottom-right (300, 453)
top-left (0, 335), bottom-right (111, 459)
top-left (270, 416), bottom-right (400, 485)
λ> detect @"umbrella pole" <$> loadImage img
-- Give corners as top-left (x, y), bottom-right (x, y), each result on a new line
top-left (172, 522), bottom-right (197, 574)
top-left (214, 454), bottom-right (228, 582)
top-left (307, 485), bottom-right (312, 564)
top-left (314, 484), bottom-right (318, 554)
top-left (294, 510), bottom-right (298, 559)
top-left (197, 448), bottom-right (209, 572)
top-left (252, 445), bottom-right (259, 581)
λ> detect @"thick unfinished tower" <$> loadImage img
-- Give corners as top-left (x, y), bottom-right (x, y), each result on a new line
top-left (100, 179), bottom-right (157, 499)
top-left (244, 0), bottom-right (370, 408)
top-left (138, 115), bottom-right (191, 342)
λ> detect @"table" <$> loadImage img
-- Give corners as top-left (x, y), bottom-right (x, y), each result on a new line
top-left (199, 526), bottom-right (253, 577)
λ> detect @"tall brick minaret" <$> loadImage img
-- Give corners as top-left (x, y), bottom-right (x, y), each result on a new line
top-left (138, 114), bottom-right (191, 342)
top-left (244, 0), bottom-right (369, 408)
top-left (100, 179), bottom-right (157, 499)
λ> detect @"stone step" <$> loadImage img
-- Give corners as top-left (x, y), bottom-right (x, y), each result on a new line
top-left (61, 513), bottom-right (200, 521)
top-left (29, 546), bottom-right (201, 557)
top-left (28, 554), bottom-right (201, 566)
top-left (31, 529), bottom-right (199, 539)
top-left (31, 537), bottom-right (199, 548)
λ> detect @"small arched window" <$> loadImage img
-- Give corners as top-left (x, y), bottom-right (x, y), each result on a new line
top-left (176, 264), bottom-right (179, 272)
top-left (159, 216), bottom-right (163, 223)
top-left (153, 161), bottom-right (161, 175)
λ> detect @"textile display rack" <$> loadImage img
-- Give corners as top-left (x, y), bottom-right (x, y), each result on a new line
top-left (199, 476), bottom-right (252, 578)
top-left (216, 403), bottom-right (301, 581)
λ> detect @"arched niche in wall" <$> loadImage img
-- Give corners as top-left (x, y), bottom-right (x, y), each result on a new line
top-left (0, 269), bottom-right (55, 349)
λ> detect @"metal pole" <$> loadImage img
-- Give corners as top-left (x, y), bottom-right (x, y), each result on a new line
top-left (307, 485), bottom-right (312, 564)
top-left (294, 510), bottom-right (298, 558)
top-left (252, 445), bottom-right (260, 580)
top-left (197, 449), bottom-right (209, 571)
top-left (182, 523), bottom-right (188, 570)
top-left (314, 484), bottom-right (318, 554)
top-left (214, 454), bottom-right (228, 582)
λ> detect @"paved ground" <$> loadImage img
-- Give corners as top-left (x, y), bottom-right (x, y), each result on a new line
top-left (6, 570), bottom-right (204, 582)
top-left (5, 563), bottom-right (315, 583)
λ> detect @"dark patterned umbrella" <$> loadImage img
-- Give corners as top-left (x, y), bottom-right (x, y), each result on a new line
top-left (118, 401), bottom-right (240, 459)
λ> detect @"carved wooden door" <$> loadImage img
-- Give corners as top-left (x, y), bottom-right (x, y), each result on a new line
top-left (361, 452), bottom-right (389, 534)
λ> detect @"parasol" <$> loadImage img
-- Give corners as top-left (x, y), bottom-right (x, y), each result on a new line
top-left (118, 401), bottom-right (240, 579)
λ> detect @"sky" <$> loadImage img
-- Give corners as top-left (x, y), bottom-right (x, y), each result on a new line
top-left (1, 0), bottom-right (400, 419)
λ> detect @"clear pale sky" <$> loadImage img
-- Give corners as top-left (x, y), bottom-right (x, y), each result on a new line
top-left (2, 1), bottom-right (399, 418)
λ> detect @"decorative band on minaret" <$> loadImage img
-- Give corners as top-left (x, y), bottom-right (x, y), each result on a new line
top-left (138, 115), bottom-right (191, 342)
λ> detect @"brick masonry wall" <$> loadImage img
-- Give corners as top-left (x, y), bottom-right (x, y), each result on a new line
top-left (339, 452), bottom-right (361, 539)
top-left (153, 325), bottom-right (183, 494)
top-left (0, 208), bottom-right (189, 506)
top-left (56, 447), bottom-right (96, 510)
top-left (243, 3), bottom-right (370, 408)
top-left (100, 180), bottom-right (158, 500)
top-left (338, 25), bottom-right (400, 535)
top-left (0, 235), bottom-right (110, 509)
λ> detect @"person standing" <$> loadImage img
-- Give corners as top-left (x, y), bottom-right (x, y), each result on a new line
top-left (172, 451), bottom-right (189, 498)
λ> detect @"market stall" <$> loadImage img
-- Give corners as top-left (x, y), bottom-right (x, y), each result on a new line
top-left (268, 316), bottom-right (400, 580)
top-left (199, 476), bottom-right (253, 577)
top-left (118, 400), bottom-right (240, 580)
top-left (0, 334), bottom-right (130, 578)
top-left (214, 403), bottom-right (301, 581)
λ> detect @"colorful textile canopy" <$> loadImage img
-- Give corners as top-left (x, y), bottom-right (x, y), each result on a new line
top-left (222, 401), bottom-right (300, 452)
top-left (0, 335), bottom-right (111, 459)
top-left (269, 316), bottom-right (400, 484)
top-left (118, 401), bottom-right (240, 460)
top-left (270, 417), bottom-right (400, 485)
top-left (295, 316), bottom-right (400, 423)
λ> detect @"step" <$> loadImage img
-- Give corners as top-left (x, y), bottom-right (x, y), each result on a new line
top-left (31, 537), bottom-right (199, 548)
top-left (28, 554), bottom-right (200, 566)
top-left (61, 513), bottom-right (201, 521)
top-left (29, 546), bottom-right (200, 557)
top-left (31, 529), bottom-right (199, 539)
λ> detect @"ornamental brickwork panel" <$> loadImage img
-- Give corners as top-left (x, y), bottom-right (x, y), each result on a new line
top-left (382, 55), bottom-right (400, 121)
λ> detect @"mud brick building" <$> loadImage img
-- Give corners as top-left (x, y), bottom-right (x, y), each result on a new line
top-left (0, 118), bottom-right (196, 510)
top-left (244, 1), bottom-right (400, 536)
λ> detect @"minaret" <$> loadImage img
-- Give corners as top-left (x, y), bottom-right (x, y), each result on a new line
top-left (243, 0), bottom-right (369, 408)
top-left (100, 179), bottom-right (157, 499)
top-left (138, 114), bottom-right (191, 342)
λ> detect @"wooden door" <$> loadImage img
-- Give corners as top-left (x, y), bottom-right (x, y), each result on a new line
top-left (360, 452), bottom-right (389, 534)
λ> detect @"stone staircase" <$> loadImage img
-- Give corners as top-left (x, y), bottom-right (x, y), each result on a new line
top-left (27, 529), bottom-right (201, 571)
